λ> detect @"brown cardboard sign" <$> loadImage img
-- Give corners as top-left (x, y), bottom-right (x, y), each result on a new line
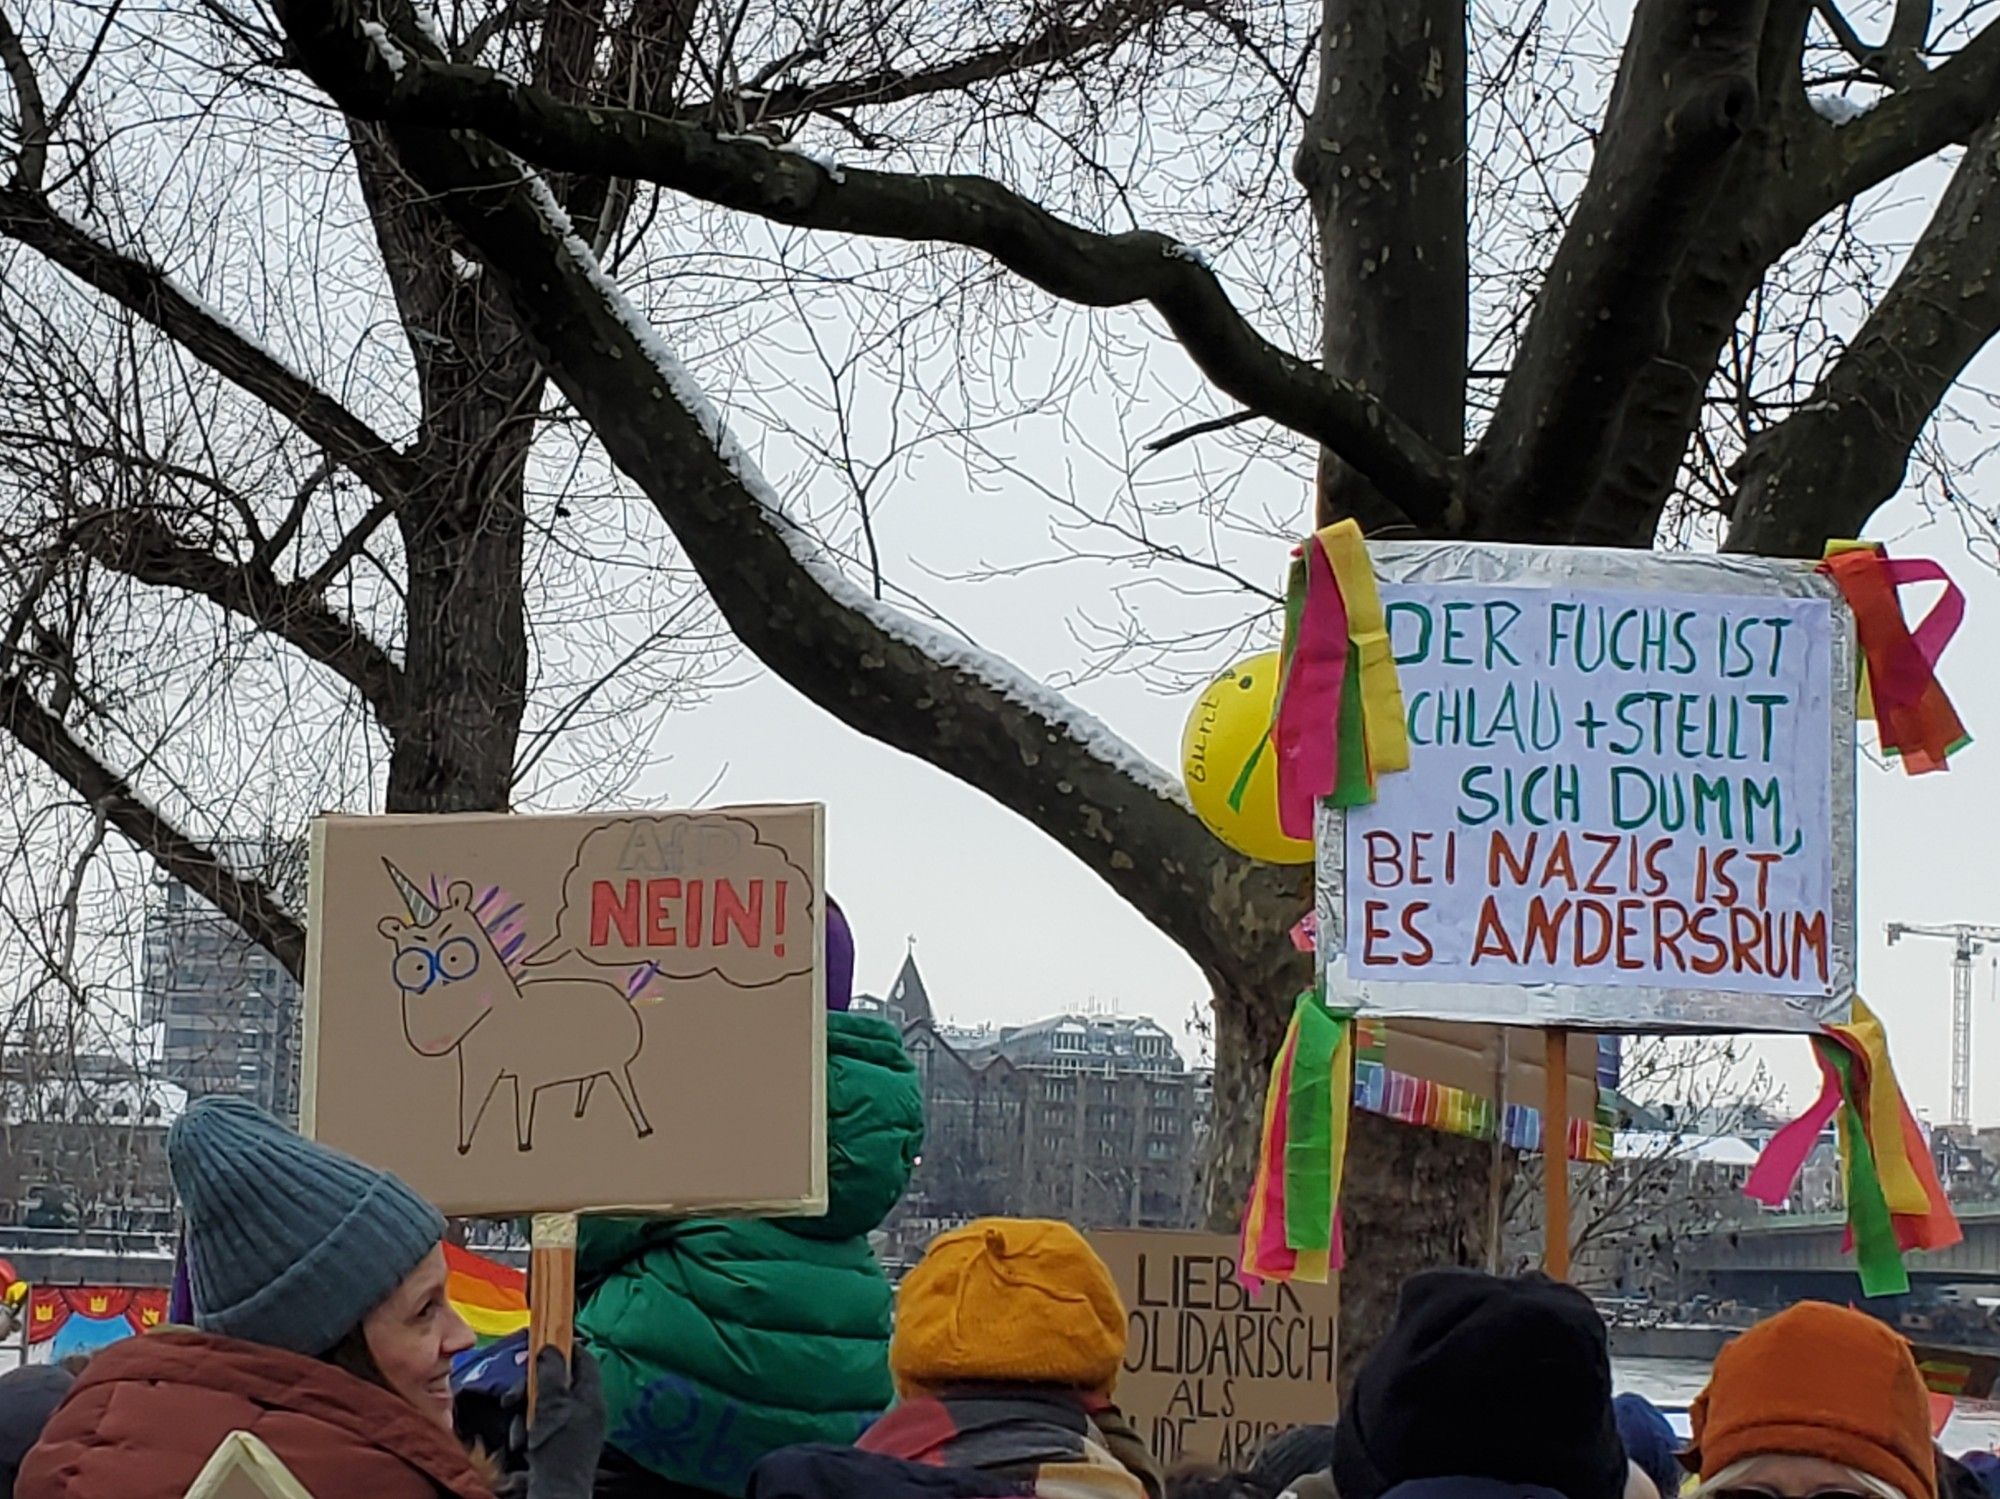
top-left (1090, 1230), bottom-right (1338, 1470)
top-left (303, 806), bottom-right (826, 1218)
top-left (1911, 1341), bottom-right (2000, 1400)
top-left (185, 1431), bottom-right (315, 1498)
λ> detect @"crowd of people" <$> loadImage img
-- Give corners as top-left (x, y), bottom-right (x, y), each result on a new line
top-left (0, 1086), bottom-right (1983, 1499)
top-left (0, 914), bottom-right (1986, 1498)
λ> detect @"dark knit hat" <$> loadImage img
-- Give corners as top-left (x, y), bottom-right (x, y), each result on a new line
top-left (1615, 1395), bottom-right (1682, 1499)
top-left (1333, 1270), bottom-right (1625, 1499)
top-left (168, 1096), bottom-right (445, 1356)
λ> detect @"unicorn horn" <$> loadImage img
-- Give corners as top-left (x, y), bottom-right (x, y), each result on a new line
top-left (382, 859), bottom-right (440, 925)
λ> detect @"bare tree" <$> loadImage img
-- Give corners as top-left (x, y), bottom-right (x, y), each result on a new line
top-left (4, 0), bottom-right (2000, 1367)
top-left (1504, 1036), bottom-right (1784, 1298)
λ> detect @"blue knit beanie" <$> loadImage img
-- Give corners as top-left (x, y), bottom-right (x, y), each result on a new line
top-left (168, 1096), bottom-right (445, 1357)
top-left (1614, 1394), bottom-right (1683, 1499)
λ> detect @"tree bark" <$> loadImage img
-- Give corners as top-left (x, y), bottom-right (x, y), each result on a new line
top-left (1728, 117), bottom-right (2000, 555)
top-left (1208, 963), bottom-right (1500, 1386)
top-left (1477, 0), bottom-right (1767, 540)
top-left (1287, 0), bottom-right (1492, 1376)
top-left (1296, 0), bottom-right (1469, 534)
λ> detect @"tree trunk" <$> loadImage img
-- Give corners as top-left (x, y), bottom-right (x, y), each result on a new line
top-left (350, 125), bottom-right (540, 814)
top-left (1277, 0), bottom-right (1486, 1380)
top-left (1297, 0), bottom-right (1469, 533)
top-left (390, 470), bottom-right (532, 812)
top-left (1207, 963), bottom-right (1499, 1387)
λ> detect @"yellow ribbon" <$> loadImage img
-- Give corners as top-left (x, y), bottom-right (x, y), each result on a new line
top-left (1319, 520), bottom-right (1409, 773)
top-left (1823, 539), bottom-right (1878, 721)
top-left (1830, 997), bottom-right (1928, 1217)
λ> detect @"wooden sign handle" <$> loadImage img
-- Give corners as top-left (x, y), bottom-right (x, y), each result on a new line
top-left (1542, 1029), bottom-right (1571, 1281)
top-left (528, 1212), bottom-right (578, 1423)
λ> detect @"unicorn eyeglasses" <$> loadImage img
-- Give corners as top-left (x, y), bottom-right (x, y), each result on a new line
top-left (392, 936), bottom-right (482, 994)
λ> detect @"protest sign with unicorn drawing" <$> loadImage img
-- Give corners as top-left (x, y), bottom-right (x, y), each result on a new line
top-left (303, 805), bottom-right (826, 1219)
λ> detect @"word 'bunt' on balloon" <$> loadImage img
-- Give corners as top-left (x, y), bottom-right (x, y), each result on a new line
top-left (1181, 651), bottom-right (1310, 866)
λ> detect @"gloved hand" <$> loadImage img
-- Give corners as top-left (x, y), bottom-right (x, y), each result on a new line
top-left (524, 1344), bottom-right (606, 1499)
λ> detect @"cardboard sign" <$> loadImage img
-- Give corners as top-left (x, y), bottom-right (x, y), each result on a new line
top-left (185, 1431), bottom-right (315, 1499)
top-left (303, 806), bottom-right (827, 1217)
top-left (1090, 1230), bottom-right (1338, 1468)
top-left (1319, 544), bottom-right (1856, 1033)
top-left (1912, 1341), bottom-right (2000, 1400)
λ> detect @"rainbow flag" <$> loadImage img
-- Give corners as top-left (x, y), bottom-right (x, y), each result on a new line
top-left (445, 1243), bottom-right (528, 1342)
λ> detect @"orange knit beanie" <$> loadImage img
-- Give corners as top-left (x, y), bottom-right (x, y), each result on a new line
top-left (1688, 1303), bottom-right (1934, 1499)
top-left (891, 1218), bottom-right (1127, 1397)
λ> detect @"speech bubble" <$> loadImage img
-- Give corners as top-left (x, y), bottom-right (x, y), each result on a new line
top-left (551, 813), bottom-right (817, 988)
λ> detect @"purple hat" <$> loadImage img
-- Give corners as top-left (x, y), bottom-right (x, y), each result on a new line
top-left (826, 898), bottom-right (853, 1012)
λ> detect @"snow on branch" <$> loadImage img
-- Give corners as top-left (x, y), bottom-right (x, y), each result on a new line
top-left (513, 177), bottom-right (1189, 807)
top-left (276, 0), bottom-right (1282, 973)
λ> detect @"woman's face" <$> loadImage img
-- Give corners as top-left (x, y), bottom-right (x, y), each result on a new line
top-left (361, 1245), bottom-right (477, 1428)
top-left (1711, 1456), bottom-right (1891, 1499)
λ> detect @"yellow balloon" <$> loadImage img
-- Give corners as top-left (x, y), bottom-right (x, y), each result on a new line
top-left (1181, 651), bottom-right (1312, 864)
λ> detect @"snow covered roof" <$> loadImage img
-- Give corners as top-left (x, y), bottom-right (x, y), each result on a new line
top-left (1614, 1131), bottom-right (1761, 1167)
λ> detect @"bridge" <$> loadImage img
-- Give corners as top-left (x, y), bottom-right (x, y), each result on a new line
top-left (1680, 1203), bottom-right (2000, 1300)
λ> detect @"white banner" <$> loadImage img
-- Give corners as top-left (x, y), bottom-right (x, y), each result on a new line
top-left (1321, 545), bottom-right (1855, 1032)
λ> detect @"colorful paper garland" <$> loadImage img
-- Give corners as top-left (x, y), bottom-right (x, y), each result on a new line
top-left (1240, 990), bottom-right (1355, 1290)
top-left (1820, 541), bottom-right (1969, 774)
top-left (1229, 521), bottom-right (1411, 833)
top-left (1744, 998), bottom-right (1961, 1297)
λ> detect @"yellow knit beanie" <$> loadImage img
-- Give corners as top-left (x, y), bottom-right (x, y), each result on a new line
top-left (892, 1218), bottom-right (1128, 1396)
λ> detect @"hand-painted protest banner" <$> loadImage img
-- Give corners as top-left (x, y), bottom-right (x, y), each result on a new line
top-left (304, 805), bottom-right (826, 1217)
top-left (1319, 544), bottom-right (1855, 1032)
top-left (1089, 1230), bottom-right (1339, 1468)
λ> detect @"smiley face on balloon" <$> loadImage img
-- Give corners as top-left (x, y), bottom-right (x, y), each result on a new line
top-left (1180, 651), bottom-right (1312, 865)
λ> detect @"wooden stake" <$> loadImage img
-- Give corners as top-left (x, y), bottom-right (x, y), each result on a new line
top-left (528, 1212), bottom-right (578, 1422)
top-left (1485, 1028), bottom-right (1509, 1274)
top-left (1542, 1029), bottom-right (1571, 1281)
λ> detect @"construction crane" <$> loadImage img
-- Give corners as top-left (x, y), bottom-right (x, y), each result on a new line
top-left (1885, 921), bottom-right (2000, 1127)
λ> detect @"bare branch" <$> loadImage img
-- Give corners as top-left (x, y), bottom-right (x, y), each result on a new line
top-left (1475, 0), bottom-right (1766, 539)
top-left (284, 7), bottom-right (1463, 529)
top-left (679, 0), bottom-right (1188, 127)
top-left (274, 0), bottom-right (1311, 985)
top-left (1815, 0), bottom-right (1932, 86)
top-left (1144, 408), bottom-right (1258, 454)
top-left (0, 188), bottom-right (418, 505)
top-left (0, 5), bottom-right (48, 191)
top-left (1830, 19), bottom-right (2000, 201)
top-left (1727, 115), bottom-right (2000, 554)
top-left (68, 508), bottom-right (403, 715)
top-left (0, 676), bottom-right (306, 978)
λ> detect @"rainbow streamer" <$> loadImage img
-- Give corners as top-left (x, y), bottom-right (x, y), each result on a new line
top-left (1351, 1020), bottom-right (1618, 1163)
top-left (1744, 998), bottom-right (1960, 1296)
top-left (1230, 522), bottom-right (1411, 833)
top-left (1240, 991), bottom-right (1355, 1291)
top-left (446, 1243), bottom-right (529, 1343)
top-left (1820, 542), bottom-right (1970, 774)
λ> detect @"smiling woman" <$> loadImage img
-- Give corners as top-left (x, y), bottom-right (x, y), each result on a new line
top-left (10, 1098), bottom-right (603, 1499)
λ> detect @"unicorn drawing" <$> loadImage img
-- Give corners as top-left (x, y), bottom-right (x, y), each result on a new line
top-left (377, 861), bottom-right (654, 1154)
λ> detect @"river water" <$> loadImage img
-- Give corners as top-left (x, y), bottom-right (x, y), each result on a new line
top-left (1616, 1357), bottom-right (2000, 1454)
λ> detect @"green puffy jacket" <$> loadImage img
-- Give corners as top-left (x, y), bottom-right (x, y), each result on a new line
top-left (576, 1012), bottom-right (923, 1497)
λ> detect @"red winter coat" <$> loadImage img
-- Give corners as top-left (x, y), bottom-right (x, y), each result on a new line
top-left (16, 1328), bottom-right (495, 1499)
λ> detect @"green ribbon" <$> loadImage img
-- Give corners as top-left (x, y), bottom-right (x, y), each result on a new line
top-left (1330, 652), bottom-right (1372, 807)
top-left (1284, 994), bottom-right (1342, 1252)
top-left (1820, 1038), bottom-right (1908, 1297)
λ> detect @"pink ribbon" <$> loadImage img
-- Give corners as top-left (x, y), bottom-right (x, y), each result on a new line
top-left (1881, 557), bottom-right (1965, 673)
top-left (1744, 1053), bottom-right (1843, 1207)
top-left (1274, 539), bottom-right (1350, 842)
